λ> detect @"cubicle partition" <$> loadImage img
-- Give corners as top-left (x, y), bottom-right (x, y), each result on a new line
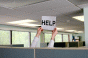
top-left (0, 47), bottom-right (34, 58)
top-left (35, 48), bottom-right (87, 58)
top-left (0, 47), bottom-right (88, 58)
top-left (0, 44), bottom-right (24, 47)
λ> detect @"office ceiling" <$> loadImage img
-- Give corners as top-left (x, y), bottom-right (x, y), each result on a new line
top-left (0, 0), bottom-right (87, 33)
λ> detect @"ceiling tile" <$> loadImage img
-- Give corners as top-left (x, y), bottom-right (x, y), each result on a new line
top-left (78, 3), bottom-right (88, 8)
top-left (0, 0), bottom-right (48, 9)
top-left (15, 0), bottom-right (77, 14)
top-left (68, 0), bottom-right (88, 5)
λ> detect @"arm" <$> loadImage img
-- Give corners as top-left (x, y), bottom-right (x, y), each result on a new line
top-left (31, 27), bottom-right (43, 48)
top-left (48, 40), bottom-right (54, 48)
top-left (31, 37), bottom-right (39, 47)
top-left (48, 28), bottom-right (58, 48)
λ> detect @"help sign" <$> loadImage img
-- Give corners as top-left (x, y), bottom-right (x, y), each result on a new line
top-left (41, 16), bottom-right (56, 30)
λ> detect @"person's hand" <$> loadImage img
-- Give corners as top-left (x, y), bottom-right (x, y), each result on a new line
top-left (51, 28), bottom-right (58, 40)
top-left (36, 27), bottom-right (43, 38)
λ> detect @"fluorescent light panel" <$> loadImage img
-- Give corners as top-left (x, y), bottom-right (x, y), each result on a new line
top-left (72, 15), bottom-right (84, 22)
top-left (65, 30), bottom-right (76, 32)
top-left (65, 30), bottom-right (84, 33)
top-left (19, 23), bottom-right (40, 26)
top-left (74, 31), bottom-right (84, 33)
top-left (7, 19), bottom-right (40, 27)
top-left (57, 28), bottom-right (64, 30)
top-left (7, 19), bottom-right (37, 24)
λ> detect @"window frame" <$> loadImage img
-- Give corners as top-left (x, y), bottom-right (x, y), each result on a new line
top-left (44, 33), bottom-right (52, 43)
top-left (0, 29), bottom-right (70, 46)
top-left (44, 33), bottom-right (70, 43)
top-left (62, 34), bottom-right (69, 42)
top-left (11, 30), bottom-right (30, 47)
top-left (55, 34), bottom-right (63, 42)
top-left (0, 29), bottom-right (11, 45)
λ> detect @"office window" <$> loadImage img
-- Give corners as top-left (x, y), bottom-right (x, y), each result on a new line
top-left (0, 30), bottom-right (10, 45)
top-left (31, 32), bottom-right (36, 43)
top-left (55, 34), bottom-right (62, 42)
top-left (45, 33), bottom-right (52, 42)
top-left (63, 34), bottom-right (68, 42)
top-left (12, 31), bottom-right (29, 47)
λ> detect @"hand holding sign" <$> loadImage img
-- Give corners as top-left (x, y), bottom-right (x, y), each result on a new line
top-left (41, 16), bottom-right (56, 30)
top-left (36, 27), bottom-right (43, 38)
top-left (51, 28), bottom-right (58, 40)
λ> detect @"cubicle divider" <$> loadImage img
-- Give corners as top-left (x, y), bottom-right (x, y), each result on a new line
top-left (0, 47), bottom-right (34, 58)
top-left (0, 47), bottom-right (88, 58)
top-left (0, 44), bottom-right (24, 47)
top-left (35, 48), bottom-right (88, 58)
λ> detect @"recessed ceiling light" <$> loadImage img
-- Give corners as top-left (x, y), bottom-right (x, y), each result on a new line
top-left (65, 30), bottom-right (76, 32)
top-left (7, 19), bottom-right (37, 24)
top-left (19, 23), bottom-right (41, 26)
top-left (72, 15), bottom-right (84, 22)
top-left (78, 31), bottom-right (84, 33)
top-left (57, 28), bottom-right (64, 30)
top-left (74, 31), bottom-right (84, 33)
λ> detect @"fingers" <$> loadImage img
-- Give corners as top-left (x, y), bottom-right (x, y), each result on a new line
top-left (38, 27), bottom-right (43, 31)
top-left (55, 28), bottom-right (57, 30)
top-left (55, 28), bottom-right (58, 34)
top-left (40, 27), bottom-right (43, 31)
top-left (52, 28), bottom-right (56, 32)
top-left (53, 28), bottom-right (57, 32)
top-left (41, 29), bottom-right (43, 31)
top-left (38, 27), bottom-right (41, 30)
top-left (55, 28), bottom-right (57, 31)
top-left (52, 28), bottom-right (58, 34)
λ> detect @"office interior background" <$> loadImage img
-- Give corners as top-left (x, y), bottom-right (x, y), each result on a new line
top-left (0, 0), bottom-right (87, 48)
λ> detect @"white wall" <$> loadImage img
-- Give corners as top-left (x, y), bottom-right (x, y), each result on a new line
top-left (84, 7), bottom-right (88, 47)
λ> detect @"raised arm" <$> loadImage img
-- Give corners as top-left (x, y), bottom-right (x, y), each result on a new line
top-left (31, 27), bottom-right (43, 47)
top-left (48, 28), bottom-right (58, 48)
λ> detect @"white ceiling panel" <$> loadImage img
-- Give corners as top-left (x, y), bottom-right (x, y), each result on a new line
top-left (0, 7), bottom-right (31, 19)
top-left (0, 15), bottom-right (21, 24)
top-left (0, 0), bottom-right (48, 9)
top-left (68, 0), bottom-right (88, 5)
top-left (78, 3), bottom-right (88, 8)
top-left (56, 14), bottom-right (84, 31)
top-left (0, 0), bottom-right (80, 21)
top-left (33, 6), bottom-right (80, 16)
top-left (15, 0), bottom-right (77, 14)
top-left (24, 5), bottom-right (80, 21)
top-left (0, 0), bottom-right (85, 32)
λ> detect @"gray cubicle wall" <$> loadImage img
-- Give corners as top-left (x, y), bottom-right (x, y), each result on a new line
top-left (0, 47), bottom-right (34, 58)
top-left (35, 49), bottom-right (88, 58)
top-left (1, 47), bottom-right (88, 58)
top-left (0, 44), bottom-right (24, 47)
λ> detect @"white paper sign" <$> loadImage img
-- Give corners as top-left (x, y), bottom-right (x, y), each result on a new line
top-left (41, 16), bottom-right (56, 30)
